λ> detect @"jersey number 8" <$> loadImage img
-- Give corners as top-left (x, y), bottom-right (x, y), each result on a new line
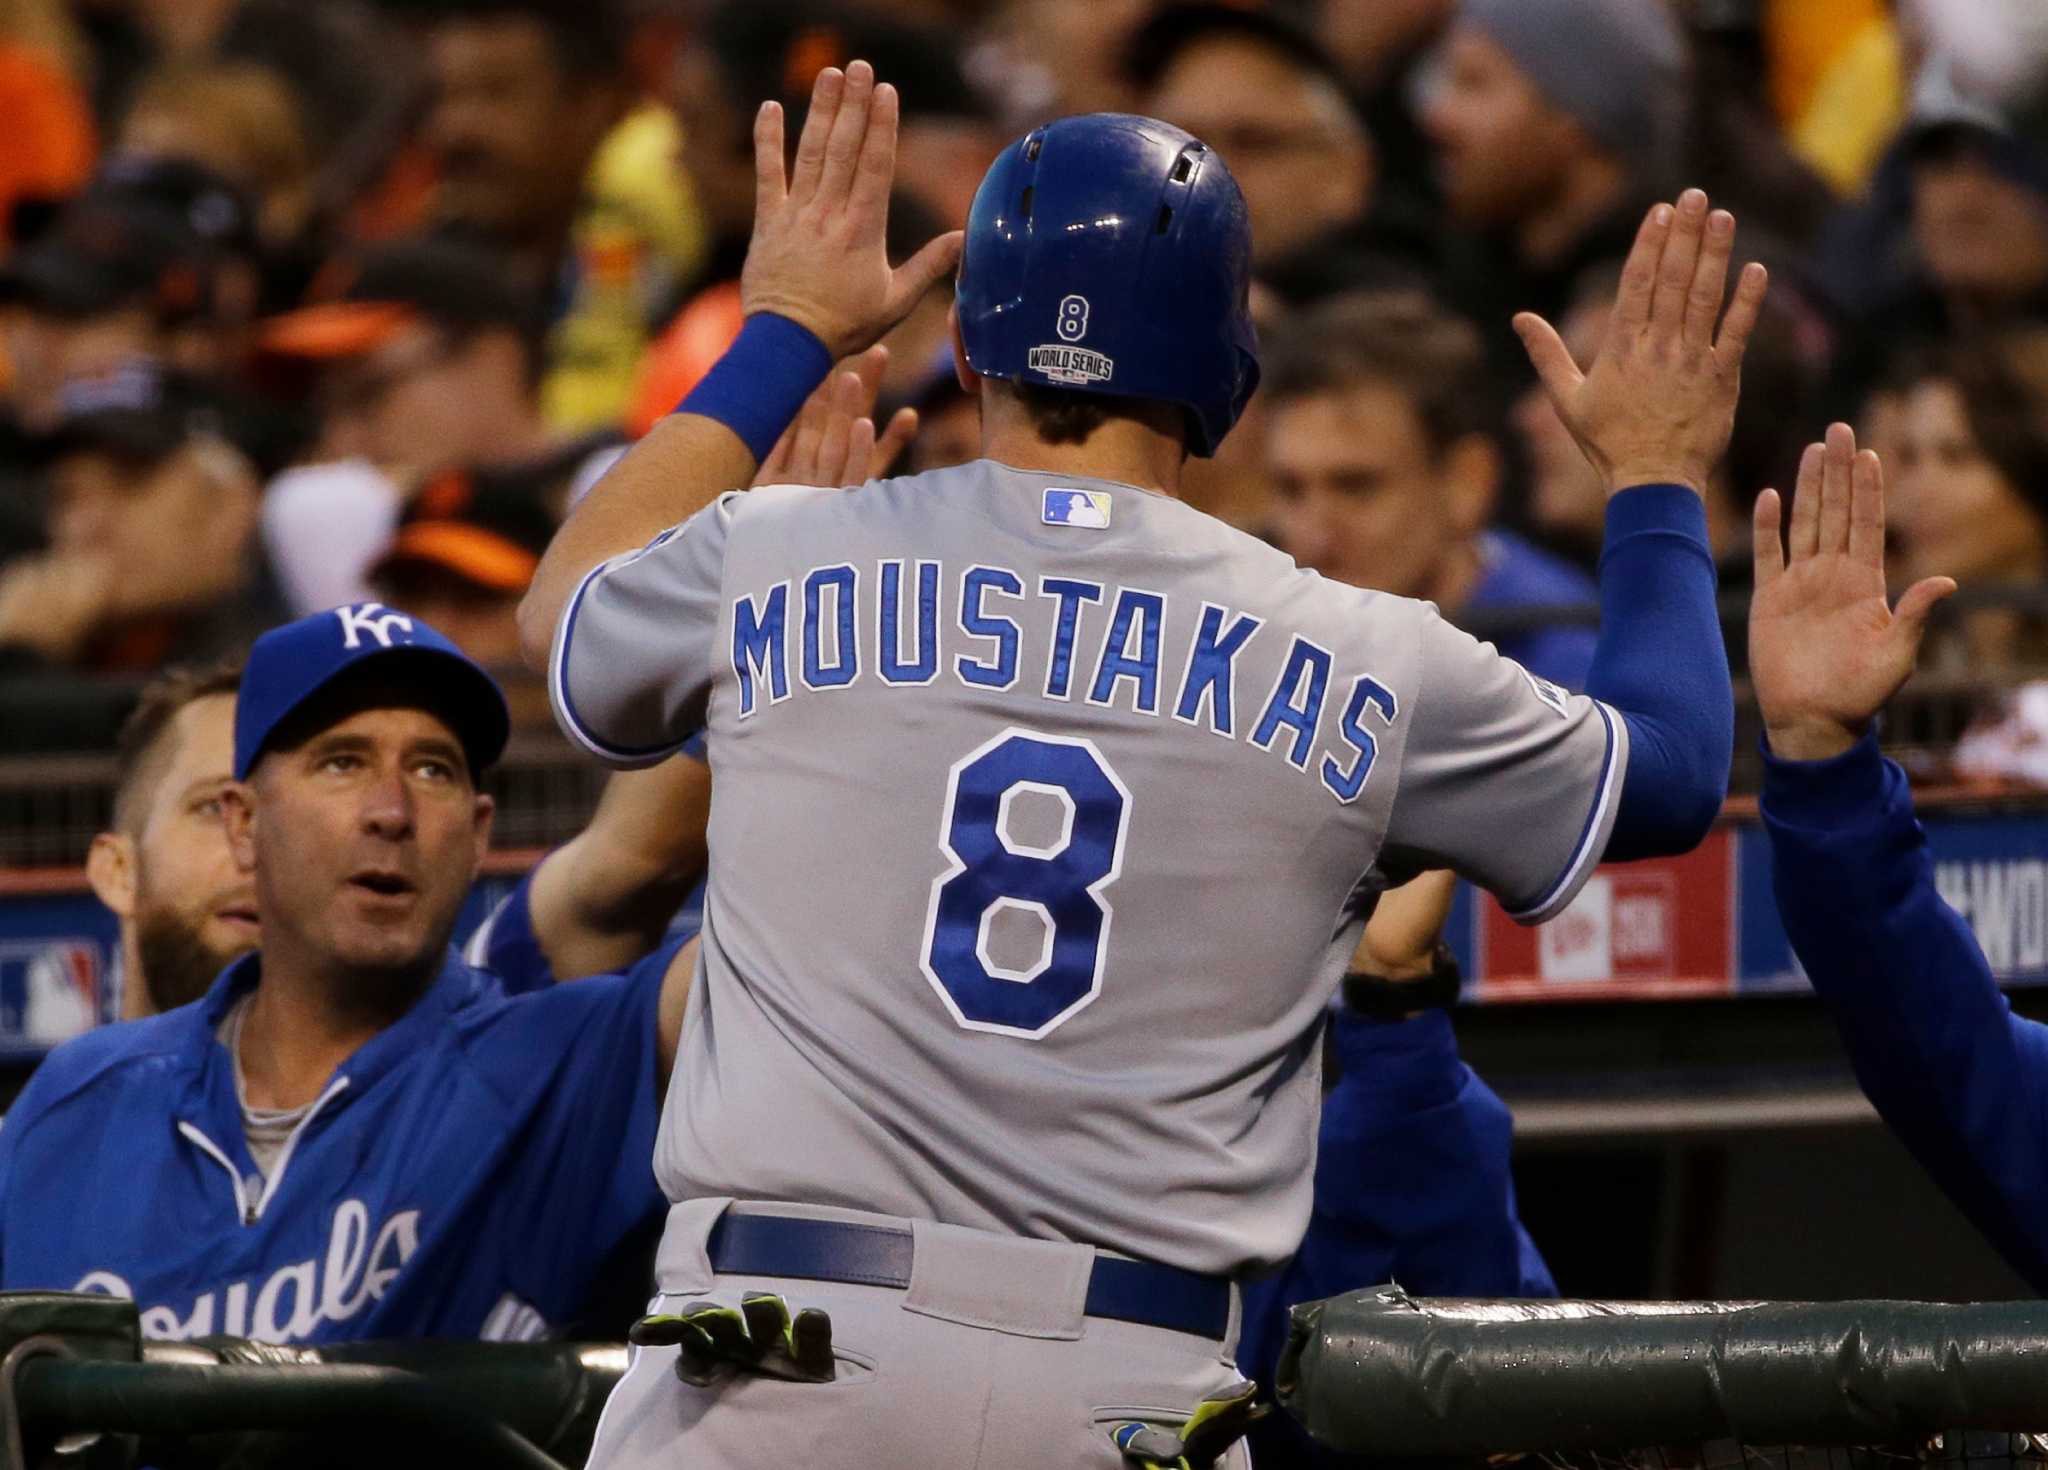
top-left (920, 728), bottom-right (1131, 1039)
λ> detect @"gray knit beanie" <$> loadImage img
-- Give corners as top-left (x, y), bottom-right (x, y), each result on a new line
top-left (1459, 0), bottom-right (1688, 183)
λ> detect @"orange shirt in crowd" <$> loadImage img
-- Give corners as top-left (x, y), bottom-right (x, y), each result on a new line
top-left (0, 43), bottom-right (95, 247)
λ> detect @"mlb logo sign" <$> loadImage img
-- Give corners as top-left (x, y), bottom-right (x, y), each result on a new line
top-left (1042, 488), bottom-right (1113, 529)
top-left (0, 940), bottom-right (101, 1047)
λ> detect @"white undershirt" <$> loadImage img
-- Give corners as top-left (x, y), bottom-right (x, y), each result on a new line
top-left (217, 995), bottom-right (315, 1187)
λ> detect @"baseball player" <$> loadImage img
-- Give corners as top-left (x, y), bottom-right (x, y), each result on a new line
top-left (526, 62), bottom-right (1753, 1467)
top-left (0, 609), bottom-right (696, 1344)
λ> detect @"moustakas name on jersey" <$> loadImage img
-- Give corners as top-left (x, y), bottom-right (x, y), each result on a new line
top-left (551, 459), bottom-right (1623, 1278)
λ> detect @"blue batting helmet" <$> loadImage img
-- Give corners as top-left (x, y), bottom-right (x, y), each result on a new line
top-left (955, 113), bottom-right (1259, 458)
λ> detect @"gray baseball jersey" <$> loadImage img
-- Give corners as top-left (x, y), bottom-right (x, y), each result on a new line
top-left (552, 461), bottom-right (1625, 1276)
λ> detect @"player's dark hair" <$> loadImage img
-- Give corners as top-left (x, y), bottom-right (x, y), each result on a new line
top-left (1263, 290), bottom-right (1494, 452)
top-left (1001, 380), bottom-right (1189, 450)
top-left (113, 662), bottom-right (245, 833)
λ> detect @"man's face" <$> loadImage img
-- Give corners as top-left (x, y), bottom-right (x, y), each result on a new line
top-left (1144, 37), bottom-right (1371, 265)
top-left (238, 703), bottom-right (492, 999)
top-left (1268, 382), bottom-right (1471, 601)
top-left (1421, 24), bottom-right (1581, 229)
top-left (315, 322), bottom-right (525, 474)
top-left (1911, 145), bottom-right (2048, 306)
top-left (129, 694), bottom-right (258, 1012)
top-left (426, 16), bottom-right (607, 242)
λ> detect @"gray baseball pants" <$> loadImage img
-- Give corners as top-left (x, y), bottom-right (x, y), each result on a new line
top-left (582, 1199), bottom-right (1254, 1470)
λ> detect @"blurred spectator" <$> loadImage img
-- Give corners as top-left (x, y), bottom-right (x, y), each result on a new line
top-left (1421, 0), bottom-right (1687, 380)
top-left (1818, 62), bottom-right (2048, 402)
top-left (84, 662), bottom-right (254, 1020)
top-left (1313, 0), bottom-right (1454, 214)
top-left (0, 361), bottom-right (269, 675)
top-left (1128, 6), bottom-right (1381, 270)
top-left (1886, 330), bottom-right (2048, 675)
top-left (257, 236), bottom-right (622, 615)
top-left (1902, 78), bottom-right (2048, 322)
top-left (73, 0), bottom-right (414, 223)
top-left (114, 60), bottom-right (313, 251)
top-left (0, 0), bottom-right (95, 247)
top-left (981, 0), bottom-right (1154, 119)
top-left (1515, 257), bottom-right (1824, 593)
top-left (421, 0), bottom-right (701, 431)
top-left (0, 175), bottom-right (245, 424)
top-left (366, 461), bottom-right (560, 671)
top-left (1264, 290), bottom-right (1598, 688)
top-left (1683, 2), bottom-right (1838, 250)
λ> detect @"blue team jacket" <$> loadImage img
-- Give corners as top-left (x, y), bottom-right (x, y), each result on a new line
top-left (0, 943), bottom-right (673, 1343)
top-left (1239, 1007), bottom-right (1556, 1465)
top-left (1763, 735), bottom-right (2048, 1292)
top-left (1467, 529), bottom-right (1601, 691)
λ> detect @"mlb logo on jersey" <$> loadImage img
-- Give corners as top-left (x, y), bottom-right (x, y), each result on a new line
top-left (1042, 488), bottom-right (1112, 529)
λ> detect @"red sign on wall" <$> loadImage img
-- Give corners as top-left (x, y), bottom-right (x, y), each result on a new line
top-left (1476, 829), bottom-right (1736, 1001)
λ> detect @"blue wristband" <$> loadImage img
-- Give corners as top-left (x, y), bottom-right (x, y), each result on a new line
top-left (675, 312), bottom-right (834, 463)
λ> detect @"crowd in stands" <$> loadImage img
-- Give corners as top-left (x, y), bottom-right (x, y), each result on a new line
top-left (3, 0), bottom-right (2048, 778)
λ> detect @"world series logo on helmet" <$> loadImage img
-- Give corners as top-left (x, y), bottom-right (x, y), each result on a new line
top-left (1029, 293), bottom-right (1114, 384)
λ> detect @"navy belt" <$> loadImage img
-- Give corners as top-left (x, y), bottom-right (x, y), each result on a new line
top-left (705, 1213), bottom-right (1231, 1342)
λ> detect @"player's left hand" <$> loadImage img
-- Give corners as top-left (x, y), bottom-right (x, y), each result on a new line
top-left (753, 344), bottom-right (918, 489)
top-left (1515, 188), bottom-right (1768, 498)
top-left (740, 59), bottom-right (964, 362)
top-left (1749, 422), bottom-right (1955, 761)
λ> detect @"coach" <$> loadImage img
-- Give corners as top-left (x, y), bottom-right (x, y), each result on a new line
top-left (1742, 426), bottom-right (2048, 1281)
top-left (0, 605), bottom-right (694, 1343)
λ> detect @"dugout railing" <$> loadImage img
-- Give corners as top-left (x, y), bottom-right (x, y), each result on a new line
top-left (1281, 1284), bottom-right (2048, 1465)
top-left (0, 1292), bottom-right (622, 1470)
top-left (11, 1286), bottom-right (2048, 1468)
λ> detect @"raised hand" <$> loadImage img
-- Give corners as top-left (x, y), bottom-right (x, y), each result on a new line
top-left (1516, 188), bottom-right (1769, 497)
top-left (740, 60), bottom-right (965, 361)
top-left (1750, 423), bottom-right (1956, 761)
top-left (753, 345), bottom-right (920, 489)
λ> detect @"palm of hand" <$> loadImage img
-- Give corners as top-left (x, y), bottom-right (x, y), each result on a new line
top-left (1746, 424), bottom-right (1953, 759)
top-left (1751, 550), bottom-right (1910, 736)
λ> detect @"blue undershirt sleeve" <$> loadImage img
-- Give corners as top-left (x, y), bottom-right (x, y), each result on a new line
top-left (1763, 734), bottom-right (2048, 1292)
top-left (1582, 485), bottom-right (1732, 860)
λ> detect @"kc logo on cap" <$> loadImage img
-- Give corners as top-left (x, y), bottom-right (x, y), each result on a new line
top-left (234, 603), bottom-right (510, 780)
top-left (336, 602), bottom-right (416, 650)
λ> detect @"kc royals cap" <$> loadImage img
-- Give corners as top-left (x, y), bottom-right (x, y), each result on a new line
top-left (233, 603), bottom-right (512, 780)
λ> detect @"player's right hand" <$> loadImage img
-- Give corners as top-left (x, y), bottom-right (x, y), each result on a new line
top-left (739, 60), bottom-right (965, 362)
top-left (1749, 423), bottom-right (1955, 762)
top-left (1514, 188), bottom-right (1768, 499)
